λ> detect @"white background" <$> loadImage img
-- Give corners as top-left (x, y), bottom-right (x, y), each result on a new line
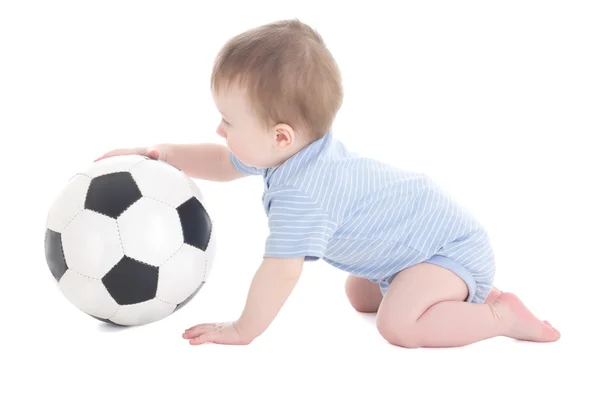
top-left (1, 1), bottom-right (599, 399)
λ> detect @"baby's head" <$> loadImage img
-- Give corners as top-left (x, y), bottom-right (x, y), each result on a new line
top-left (211, 19), bottom-right (343, 168)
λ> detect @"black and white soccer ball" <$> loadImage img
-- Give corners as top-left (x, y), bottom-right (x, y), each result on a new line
top-left (44, 155), bottom-right (216, 326)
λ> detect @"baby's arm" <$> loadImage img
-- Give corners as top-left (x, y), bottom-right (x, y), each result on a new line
top-left (183, 256), bottom-right (303, 345)
top-left (96, 142), bottom-right (246, 182)
top-left (182, 187), bottom-right (328, 345)
top-left (157, 143), bottom-right (247, 182)
top-left (235, 256), bottom-right (304, 340)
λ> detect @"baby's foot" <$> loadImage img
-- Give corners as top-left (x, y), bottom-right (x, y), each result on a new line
top-left (492, 292), bottom-right (561, 342)
top-left (484, 287), bottom-right (502, 304)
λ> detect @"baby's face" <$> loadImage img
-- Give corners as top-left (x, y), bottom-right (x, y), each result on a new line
top-left (212, 85), bottom-right (299, 169)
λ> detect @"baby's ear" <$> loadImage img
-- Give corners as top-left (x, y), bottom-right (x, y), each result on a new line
top-left (273, 123), bottom-right (296, 150)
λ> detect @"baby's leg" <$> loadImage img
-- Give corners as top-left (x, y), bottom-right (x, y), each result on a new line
top-left (345, 275), bottom-right (383, 313)
top-left (375, 263), bottom-right (560, 348)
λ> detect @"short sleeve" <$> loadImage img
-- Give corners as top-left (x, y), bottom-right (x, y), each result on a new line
top-left (263, 188), bottom-right (337, 261)
top-left (230, 151), bottom-right (265, 176)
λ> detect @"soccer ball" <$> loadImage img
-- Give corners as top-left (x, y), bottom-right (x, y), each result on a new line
top-left (44, 155), bottom-right (216, 326)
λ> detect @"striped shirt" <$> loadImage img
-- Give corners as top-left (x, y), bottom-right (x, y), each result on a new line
top-left (230, 131), bottom-right (490, 283)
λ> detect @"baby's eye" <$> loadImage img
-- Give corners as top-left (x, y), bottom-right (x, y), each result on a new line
top-left (221, 118), bottom-right (231, 127)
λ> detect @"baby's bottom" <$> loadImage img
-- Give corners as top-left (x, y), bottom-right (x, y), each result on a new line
top-left (346, 262), bottom-right (561, 348)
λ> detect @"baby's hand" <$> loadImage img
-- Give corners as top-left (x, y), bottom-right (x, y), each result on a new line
top-left (182, 257), bottom-right (303, 346)
top-left (94, 145), bottom-right (165, 162)
top-left (182, 321), bottom-right (252, 346)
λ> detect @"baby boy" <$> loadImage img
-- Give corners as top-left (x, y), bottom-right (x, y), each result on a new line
top-left (97, 19), bottom-right (560, 347)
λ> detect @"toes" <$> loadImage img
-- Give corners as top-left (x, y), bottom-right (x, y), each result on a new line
top-left (542, 320), bottom-right (560, 334)
top-left (540, 321), bottom-right (561, 341)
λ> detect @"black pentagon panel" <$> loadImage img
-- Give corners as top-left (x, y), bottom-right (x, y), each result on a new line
top-left (176, 197), bottom-right (212, 251)
top-left (175, 281), bottom-right (205, 311)
top-left (85, 172), bottom-right (142, 218)
top-left (102, 256), bottom-right (158, 305)
top-left (44, 229), bottom-right (68, 281)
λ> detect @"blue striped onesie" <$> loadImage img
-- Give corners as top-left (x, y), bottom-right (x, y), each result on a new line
top-left (230, 132), bottom-right (496, 303)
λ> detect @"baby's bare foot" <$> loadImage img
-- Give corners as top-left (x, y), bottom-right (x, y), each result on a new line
top-left (492, 292), bottom-right (561, 342)
top-left (484, 287), bottom-right (502, 304)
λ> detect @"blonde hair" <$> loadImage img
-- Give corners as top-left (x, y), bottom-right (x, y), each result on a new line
top-left (211, 19), bottom-right (343, 140)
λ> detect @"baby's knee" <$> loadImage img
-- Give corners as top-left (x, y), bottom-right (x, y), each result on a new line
top-left (375, 313), bottom-right (420, 348)
top-left (345, 275), bottom-right (382, 313)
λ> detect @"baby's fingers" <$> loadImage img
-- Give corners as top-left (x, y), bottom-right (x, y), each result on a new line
top-left (146, 148), bottom-right (160, 159)
top-left (94, 147), bottom-right (154, 162)
top-left (182, 323), bottom-right (216, 339)
top-left (94, 149), bottom-right (134, 162)
top-left (189, 331), bottom-right (221, 345)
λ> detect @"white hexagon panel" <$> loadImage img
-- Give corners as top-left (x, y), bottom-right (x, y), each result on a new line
top-left (58, 269), bottom-right (119, 320)
top-left (156, 244), bottom-right (207, 305)
top-left (110, 298), bottom-right (177, 326)
top-left (185, 175), bottom-right (205, 203)
top-left (62, 209), bottom-right (124, 279)
top-left (117, 196), bottom-right (183, 266)
top-left (46, 174), bottom-right (91, 233)
top-left (130, 159), bottom-right (194, 207)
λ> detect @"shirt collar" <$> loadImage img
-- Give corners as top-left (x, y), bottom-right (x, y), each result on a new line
top-left (264, 131), bottom-right (333, 188)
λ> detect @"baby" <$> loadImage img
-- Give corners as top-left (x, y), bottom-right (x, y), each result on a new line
top-left (97, 19), bottom-right (560, 347)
